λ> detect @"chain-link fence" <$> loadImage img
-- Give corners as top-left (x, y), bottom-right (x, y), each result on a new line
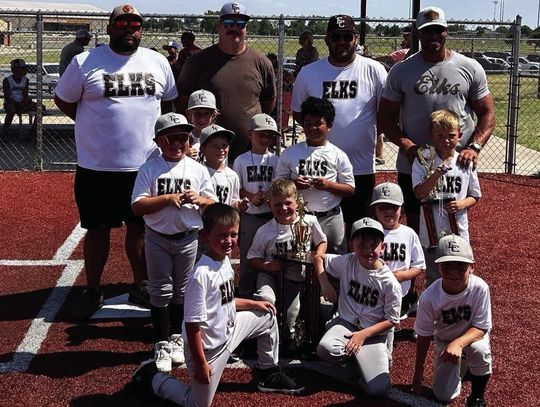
top-left (0, 10), bottom-right (537, 175)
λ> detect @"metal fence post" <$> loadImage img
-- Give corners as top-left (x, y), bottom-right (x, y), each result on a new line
top-left (505, 15), bottom-right (521, 174)
top-left (35, 11), bottom-right (43, 171)
top-left (276, 15), bottom-right (285, 155)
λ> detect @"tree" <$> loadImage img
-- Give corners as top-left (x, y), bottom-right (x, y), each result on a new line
top-left (521, 25), bottom-right (532, 37)
top-left (306, 19), bottom-right (327, 35)
top-left (475, 26), bottom-right (487, 37)
top-left (200, 10), bottom-right (218, 33)
top-left (258, 19), bottom-right (276, 36)
top-left (286, 19), bottom-right (307, 36)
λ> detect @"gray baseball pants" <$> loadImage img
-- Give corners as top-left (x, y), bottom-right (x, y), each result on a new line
top-left (151, 310), bottom-right (279, 407)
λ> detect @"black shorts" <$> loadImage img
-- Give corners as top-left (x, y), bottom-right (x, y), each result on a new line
top-left (74, 166), bottom-right (144, 229)
top-left (397, 172), bottom-right (420, 215)
top-left (340, 173), bottom-right (376, 226)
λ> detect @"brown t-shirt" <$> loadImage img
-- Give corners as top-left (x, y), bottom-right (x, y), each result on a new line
top-left (178, 44), bottom-right (276, 161)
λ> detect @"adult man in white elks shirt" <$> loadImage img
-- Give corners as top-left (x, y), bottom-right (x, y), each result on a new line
top-left (55, 4), bottom-right (178, 320)
top-left (291, 15), bottom-right (387, 236)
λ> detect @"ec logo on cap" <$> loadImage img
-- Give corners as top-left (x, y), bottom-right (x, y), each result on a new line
top-left (265, 117), bottom-right (273, 126)
top-left (231, 2), bottom-right (241, 13)
top-left (361, 218), bottom-right (373, 226)
top-left (168, 114), bottom-right (181, 124)
top-left (336, 16), bottom-right (346, 28)
top-left (382, 186), bottom-right (390, 197)
top-left (424, 10), bottom-right (440, 22)
top-left (122, 5), bottom-right (134, 13)
top-left (198, 93), bottom-right (207, 102)
top-left (447, 241), bottom-right (460, 253)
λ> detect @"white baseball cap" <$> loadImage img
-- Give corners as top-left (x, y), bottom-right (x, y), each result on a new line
top-left (187, 89), bottom-right (217, 111)
top-left (435, 235), bottom-right (475, 264)
top-left (249, 113), bottom-right (281, 137)
top-left (371, 182), bottom-right (404, 206)
top-left (200, 124), bottom-right (235, 146)
top-left (416, 6), bottom-right (447, 30)
top-left (350, 217), bottom-right (385, 240)
top-left (219, 2), bottom-right (250, 20)
top-left (154, 113), bottom-right (194, 136)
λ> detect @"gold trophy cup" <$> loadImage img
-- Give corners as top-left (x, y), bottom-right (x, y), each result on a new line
top-left (291, 196), bottom-right (312, 259)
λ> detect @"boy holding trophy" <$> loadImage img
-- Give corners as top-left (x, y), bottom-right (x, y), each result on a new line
top-left (412, 109), bottom-right (481, 286)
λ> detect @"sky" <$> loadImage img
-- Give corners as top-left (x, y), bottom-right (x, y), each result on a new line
top-left (27, 0), bottom-right (540, 29)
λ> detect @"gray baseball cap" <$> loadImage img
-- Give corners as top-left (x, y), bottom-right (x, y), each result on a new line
top-left (416, 6), bottom-right (447, 30)
top-left (371, 182), bottom-right (404, 206)
top-left (350, 217), bottom-right (385, 240)
top-left (154, 113), bottom-right (194, 136)
top-left (219, 2), bottom-right (250, 20)
top-left (187, 89), bottom-right (217, 111)
top-left (200, 124), bottom-right (235, 146)
top-left (249, 113), bottom-right (281, 137)
top-left (110, 4), bottom-right (143, 22)
top-left (162, 40), bottom-right (179, 50)
top-left (435, 235), bottom-right (475, 264)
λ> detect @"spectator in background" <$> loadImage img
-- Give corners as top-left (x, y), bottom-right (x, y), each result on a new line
top-left (177, 2), bottom-right (275, 161)
top-left (177, 31), bottom-right (201, 74)
top-left (162, 40), bottom-right (182, 79)
top-left (294, 31), bottom-right (319, 77)
top-left (59, 28), bottom-right (92, 76)
top-left (266, 52), bottom-right (294, 130)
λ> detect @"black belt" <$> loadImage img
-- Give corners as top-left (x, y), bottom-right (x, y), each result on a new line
top-left (308, 204), bottom-right (341, 218)
top-left (150, 227), bottom-right (197, 241)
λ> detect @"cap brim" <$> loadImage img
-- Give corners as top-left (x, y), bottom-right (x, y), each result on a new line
top-left (156, 124), bottom-right (194, 136)
top-left (251, 127), bottom-right (281, 136)
top-left (221, 14), bottom-right (250, 21)
top-left (434, 255), bottom-right (474, 264)
top-left (351, 227), bottom-right (385, 240)
top-left (370, 198), bottom-right (403, 206)
top-left (187, 104), bottom-right (216, 111)
top-left (202, 130), bottom-right (235, 144)
top-left (418, 21), bottom-right (448, 30)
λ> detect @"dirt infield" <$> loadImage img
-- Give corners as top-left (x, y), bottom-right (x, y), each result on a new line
top-left (0, 171), bottom-right (538, 406)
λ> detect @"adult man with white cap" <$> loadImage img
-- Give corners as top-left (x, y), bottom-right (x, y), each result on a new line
top-left (378, 6), bottom-right (495, 232)
top-left (177, 2), bottom-right (276, 161)
top-left (55, 4), bottom-right (178, 320)
top-left (59, 28), bottom-right (92, 76)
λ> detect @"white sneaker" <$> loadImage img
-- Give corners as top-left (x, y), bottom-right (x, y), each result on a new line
top-left (169, 334), bottom-right (185, 365)
top-left (154, 341), bottom-right (172, 373)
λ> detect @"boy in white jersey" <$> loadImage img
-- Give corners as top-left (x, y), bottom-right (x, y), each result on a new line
top-left (276, 96), bottom-right (355, 254)
top-left (199, 124), bottom-right (247, 210)
top-left (315, 217), bottom-right (402, 396)
top-left (413, 234), bottom-right (491, 407)
top-left (233, 114), bottom-right (280, 298)
top-left (371, 182), bottom-right (425, 319)
top-left (185, 89), bottom-right (219, 160)
top-left (412, 109), bottom-right (481, 286)
top-left (132, 203), bottom-right (305, 405)
top-left (132, 113), bottom-right (217, 373)
top-left (248, 178), bottom-right (327, 350)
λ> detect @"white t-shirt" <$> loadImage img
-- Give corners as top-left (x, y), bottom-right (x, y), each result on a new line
top-left (247, 214), bottom-right (327, 282)
top-left (183, 255), bottom-right (236, 350)
top-left (206, 165), bottom-right (241, 206)
top-left (132, 155), bottom-right (217, 234)
top-left (55, 45), bottom-right (178, 172)
top-left (275, 141), bottom-right (355, 212)
top-left (412, 152), bottom-right (481, 247)
top-left (324, 253), bottom-right (402, 328)
top-left (233, 150), bottom-right (278, 215)
top-left (414, 274), bottom-right (492, 342)
top-left (292, 56), bottom-right (387, 175)
top-left (381, 224), bottom-right (426, 296)
top-left (7, 76), bottom-right (27, 102)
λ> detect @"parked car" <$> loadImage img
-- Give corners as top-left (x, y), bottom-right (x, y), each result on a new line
top-left (526, 54), bottom-right (540, 63)
top-left (460, 51), bottom-right (488, 59)
top-left (473, 57), bottom-right (506, 73)
top-left (25, 63), bottom-right (59, 95)
top-left (505, 56), bottom-right (539, 72)
top-left (485, 57), bottom-right (511, 71)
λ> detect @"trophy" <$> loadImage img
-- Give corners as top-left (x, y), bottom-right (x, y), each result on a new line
top-left (417, 145), bottom-right (459, 249)
top-left (291, 195), bottom-right (312, 259)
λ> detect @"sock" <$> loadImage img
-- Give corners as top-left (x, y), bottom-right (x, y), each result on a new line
top-left (150, 305), bottom-right (170, 342)
top-left (168, 303), bottom-right (184, 335)
top-left (469, 373), bottom-right (490, 400)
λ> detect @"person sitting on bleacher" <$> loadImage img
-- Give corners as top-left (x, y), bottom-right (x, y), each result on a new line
top-left (2, 58), bottom-right (37, 137)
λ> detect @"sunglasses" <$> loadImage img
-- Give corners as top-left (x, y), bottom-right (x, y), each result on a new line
top-left (113, 20), bottom-right (142, 30)
top-left (160, 133), bottom-right (189, 144)
top-left (329, 32), bottom-right (355, 43)
top-left (222, 19), bottom-right (247, 29)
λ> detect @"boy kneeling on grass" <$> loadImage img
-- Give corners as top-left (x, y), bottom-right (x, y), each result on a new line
top-left (132, 203), bottom-right (304, 406)
top-left (413, 234), bottom-right (492, 407)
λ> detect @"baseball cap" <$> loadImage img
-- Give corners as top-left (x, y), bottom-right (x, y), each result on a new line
top-left (416, 6), bottom-right (447, 30)
top-left (200, 124), bottom-right (235, 146)
top-left (327, 15), bottom-right (356, 33)
top-left (371, 182), bottom-right (404, 206)
top-left (75, 28), bottom-right (92, 39)
top-left (350, 217), bottom-right (385, 240)
top-left (10, 58), bottom-right (27, 69)
top-left (249, 113), bottom-right (281, 137)
top-left (162, 40), bottom-right (179, 50)
top-left (435, 235), bottom-right (475, 264)
top-left (155, 113), bottom-right (194, 136)
top-left (187, 89), bottom-right (217, 111)
top-left (110, 4), bottom-right (143, 22)
top-left (219, 2), bottom-right (250, 20)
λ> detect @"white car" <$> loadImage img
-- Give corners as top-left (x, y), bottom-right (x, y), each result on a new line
top-left (506, 56), bottom-right (539, 72)
top-left (25, 63), bottom-right (60, 95)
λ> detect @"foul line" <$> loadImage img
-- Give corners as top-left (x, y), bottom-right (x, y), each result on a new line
top-left (0, 224), bottom-right (85, 373)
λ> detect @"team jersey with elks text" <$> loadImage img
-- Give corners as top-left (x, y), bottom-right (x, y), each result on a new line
top-left (412, 152), bottom-right (481, 247)
top-left (183, 255), bottom-right (236, 350)
top-left (131, 155), bottom-right (217, 235)
top-left (381, 224), bottom-right (426, 296)
top-left (55, 45), bottom-right (178, 172)
top-left (414, 274), bottom-right (492, 342)
top-left (233, 151), bottom-right (278, 215)
top-left (247, 214), bottom-right (326, 282)
top-left (291, 56), bottom-right (387, 175)
top-left (205, 165), bottom-right (241, 206)
top-left (275, 141), bottom-right (355, 212)
top-left (324, 253), bottom-right (402, 329)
